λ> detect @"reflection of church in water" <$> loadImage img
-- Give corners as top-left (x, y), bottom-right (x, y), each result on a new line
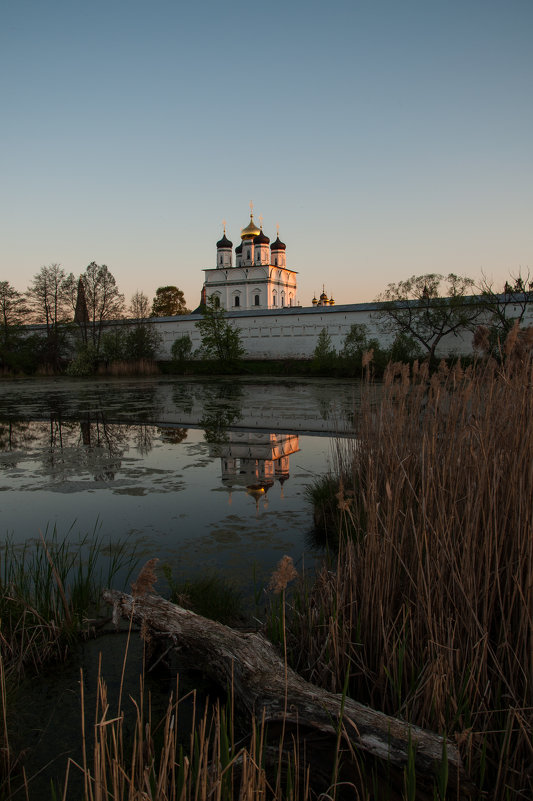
top-left (210, 432), bottom-right (299, 509)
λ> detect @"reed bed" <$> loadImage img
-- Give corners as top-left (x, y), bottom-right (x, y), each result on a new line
top-left (57, 637), bottom-right (316, 801)
top-left (97, 359), bottom-right (159, 376)
top-left (285, 342), bottom-right (533, 799)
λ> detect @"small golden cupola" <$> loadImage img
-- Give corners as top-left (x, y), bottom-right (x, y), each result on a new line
top-left (240, 213), bottom-right (261, 240)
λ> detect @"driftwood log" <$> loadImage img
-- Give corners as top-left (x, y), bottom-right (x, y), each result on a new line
top-left (103, 589), bottom-right (469, 796)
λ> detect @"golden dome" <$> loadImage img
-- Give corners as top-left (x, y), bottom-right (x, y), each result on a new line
top-left (240, 214), bottom-right (261, 240)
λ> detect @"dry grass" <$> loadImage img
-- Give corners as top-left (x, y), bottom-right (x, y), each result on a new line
top-left (286, 343), bottom-right (533, 799)
top-left (97, 359), bottom-right (160, 376)
top-left (58, 657), bottom-right (316, 801)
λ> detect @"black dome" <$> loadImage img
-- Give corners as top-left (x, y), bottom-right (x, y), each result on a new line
top-left (254, 229), bottom-right (270, 245)
top-left (216, 233), bottom-right (233, 249)
top-left (271, 236), bottom-right (286, 251)
top-left (235, 243), bottom-right (243, 254)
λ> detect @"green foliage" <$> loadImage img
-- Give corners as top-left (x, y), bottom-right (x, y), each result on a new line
top-left (66, 343), bottom-right (98, 376)
top-left (339, 323), bottom-right (388, 372)
top-left (387, 332), bottom-right (423, 363)
top-left (99, 322), bottom-right (161, 365)
top-left (162, 566), bottom-right (244, 625)
top-left (0, 331), bottom-right (45, 374)
top-left (195, 297), bottom-right (245, 365)
top-left (171, 334), bottom-right (193, 365)
top-left (100, 327), bottom-right (127, 363)
top-left (124, 323), bottom-right (161, 360)
top-left (312, 327), bottom-right (336, 369)
top-left (0, 529), bottom-right (139, 675)
top-left (151, 285), bottom-right (189, 317)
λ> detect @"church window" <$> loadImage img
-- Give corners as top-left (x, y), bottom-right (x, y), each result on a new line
top-left (273, 294), bottom-right (277, 306)
top-left (234, 296), bottom-right (240, 307)
top-left (274, 257), bottom-right (278, 266)
top-left (254, 294), bottom-right (260, 306)
top-left (219, 256), bottom-right (223, 265)
top-left (247, 249), bottom-right (250, 259)
top-left (213, 295), bottom-right (220, 307)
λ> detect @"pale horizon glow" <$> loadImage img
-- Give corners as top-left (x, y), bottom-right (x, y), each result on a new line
top-left (1, 0), bottom-right (531, 311)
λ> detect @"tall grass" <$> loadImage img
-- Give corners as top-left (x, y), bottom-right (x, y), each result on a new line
top-left (0, 530), bottom-right (139, 796)
top-left (58, 660), bottom-right (316, 801)
top-left (97, 359), bottom-right (159, 376)
top-left (0, 530), bottom-right (138, 676)
top-left (285, 345), bottom-right (533, 799)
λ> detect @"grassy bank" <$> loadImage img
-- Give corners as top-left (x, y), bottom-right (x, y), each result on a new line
top-left (281, 347), bottom-right (533, 799)
top-left (0, 532), bottom-right (139, 796)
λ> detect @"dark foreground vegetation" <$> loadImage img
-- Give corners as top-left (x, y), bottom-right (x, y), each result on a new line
top-left (1, 329), bottom-right (532, 800)
top-left (300, 332), bottom-right (533, 799)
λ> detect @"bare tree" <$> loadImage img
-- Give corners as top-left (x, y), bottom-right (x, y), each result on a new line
top-left (26, 264), bottom-right (72, 368)
top-left (78, 262), bottom-right (125, 357)
top-left (0, 281), bottom-right (28, 347)
top-left (26, 264), bottom-right (70, 329)
top-left (375, 273), bottom-right (480, 362)
top-left (129, 290), bottom-right (151, 321)
top-left (477, 271), bottom-right (533, 334)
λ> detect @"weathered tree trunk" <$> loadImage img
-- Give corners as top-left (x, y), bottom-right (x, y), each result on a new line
top-left (103, 589), bottom-right (470, 796)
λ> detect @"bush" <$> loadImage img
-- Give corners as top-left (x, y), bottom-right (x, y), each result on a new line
top-left (312, 327), bottom-right (337, 370)
top-left (171, 334), bottom-right (193, 365)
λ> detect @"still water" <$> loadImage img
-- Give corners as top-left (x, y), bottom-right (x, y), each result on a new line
top-left (0, 376), bottom-right (359, 593)
top-left (1, 376), bottom-right (361, 796)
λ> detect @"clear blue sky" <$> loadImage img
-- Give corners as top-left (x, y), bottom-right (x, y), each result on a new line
top-left (1, 0), bottom-right (532, 309)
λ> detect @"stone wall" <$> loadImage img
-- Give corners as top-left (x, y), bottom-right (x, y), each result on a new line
top-left (149, 301), bottom-right (475, 360)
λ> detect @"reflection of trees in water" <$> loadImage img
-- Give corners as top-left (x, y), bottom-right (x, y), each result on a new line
top-left (158, 427), bottom-right (188, 444)
top-left (40, 414), bottom-right (128, 481)
top-left (199, 382), bottom-right (244, 449)
top-left (130, 424), bottom-right (154, 456)
top-left (0, 421), bottom-right (40, 452)
top-left (310, 382), bottom-right (358, 425)
top-left (171, 384), bottom-right (194, 416)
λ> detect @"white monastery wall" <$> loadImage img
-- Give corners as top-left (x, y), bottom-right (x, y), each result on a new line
top-left (144, 302), bottom-right (486, 360)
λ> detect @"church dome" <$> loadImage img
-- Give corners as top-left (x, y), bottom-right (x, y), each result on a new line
top-left (235, 243), bottom-right (243, 255)
top-left (216, 232), bottom-right (233, 249)
top-left (241, 214), bottom-right (261, 239)
top-left (271, 236), bottom-right (286, 251)
top-left (254, 228), bottom-right (270, 245)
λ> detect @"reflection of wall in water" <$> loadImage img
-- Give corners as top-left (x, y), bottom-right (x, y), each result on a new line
top-left (210, 432), bottom-right (299, 503)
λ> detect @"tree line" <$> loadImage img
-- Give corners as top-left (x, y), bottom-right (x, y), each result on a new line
top-left (1, 265), bottom-right (531, 376)
top-left (0, 263), bottom-right (190, 374)
top-left (312, 271), bottom-right (533, 373)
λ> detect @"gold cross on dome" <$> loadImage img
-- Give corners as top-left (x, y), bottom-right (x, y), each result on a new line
top-left (249, 200), bottom-right (254, 215)
top-left (259, 215), bottom-right (263, 228)
top-left (222, 219), bottom-right (226, 233)
top-left (276, 223), bottom-right (280, 236)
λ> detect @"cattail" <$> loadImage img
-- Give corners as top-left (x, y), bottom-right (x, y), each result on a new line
top-left (504, 321), bottom-right (520, 358)
top-left (362, 349), bottom-right (374, 369)
top-left (473, 325), bottom-right (490, 354)
top-left (131, 558), bottom-right (159, 597)
top-left (268, 555), bottom-right (298, 594)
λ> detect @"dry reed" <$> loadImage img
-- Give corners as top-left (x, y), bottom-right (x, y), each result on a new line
top-left (287, 346), bottom-right (533, 799)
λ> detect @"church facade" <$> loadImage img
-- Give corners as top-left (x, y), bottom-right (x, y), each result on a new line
top-left (202, 212), bottom-right (298, 311)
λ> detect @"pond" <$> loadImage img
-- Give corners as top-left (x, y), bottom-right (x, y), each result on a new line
top-left (0, 376), bottom-right (360, 595)
top-left (0, 375), bottom-right (361, 796)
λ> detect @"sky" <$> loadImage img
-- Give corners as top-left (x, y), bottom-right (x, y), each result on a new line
top-left (1, 0), bottom-right (532, 310)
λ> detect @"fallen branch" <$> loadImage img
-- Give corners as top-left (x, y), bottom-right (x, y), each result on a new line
top-left (103, 589), bottom-right (470, 794)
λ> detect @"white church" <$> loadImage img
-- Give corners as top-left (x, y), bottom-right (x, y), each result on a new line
top-left (202, 210), bottom-right (298, 311)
